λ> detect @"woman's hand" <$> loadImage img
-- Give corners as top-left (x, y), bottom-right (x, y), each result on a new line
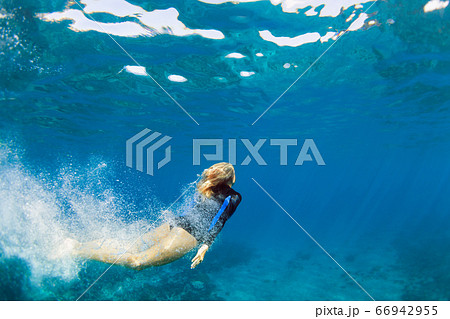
top-left (191, 244), bottom-right (209, 269)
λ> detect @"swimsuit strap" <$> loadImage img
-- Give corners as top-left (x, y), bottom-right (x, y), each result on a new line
top-left (208, 195), bottom-right (231, 232)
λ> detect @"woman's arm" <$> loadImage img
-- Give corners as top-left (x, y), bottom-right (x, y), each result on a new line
top-left (190, 191), bottom-right (242, 269)
top-left (201, 192), bottom-right (241, 247)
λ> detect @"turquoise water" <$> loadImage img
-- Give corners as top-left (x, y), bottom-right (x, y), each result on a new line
top-left (1, 0), bottom-right (450, 300)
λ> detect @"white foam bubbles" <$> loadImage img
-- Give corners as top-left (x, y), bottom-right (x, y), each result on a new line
top-left (124, 65), bottom-right (148, 76)
top-left (225, 53), bottom-right (246, 59)
top-left (259, 10), bottom-right (369, 48)
top-left (39, 9), bottom-right (151, 38)
top-left (0, 146), bottom-right (160, 283)
top-left (199, 0), bottom-right (376, 17)
top-left (240, 71), bottom-right (255, 77)
top-left (199, 0), bottom-right (260, 3)
top-left (259, 30), bottom-right (321, 47)
top-left (39, 1), bottom-right (225, 40)
top-left (168, 74), bottom-right (188, 82)
top-left (278, 0), bottom-right (374, 17)
top-left (137, 7), bottom-right (225, 39)
top-left (424, 0), bottom-right (449, 12)
top-left (0, 149), bottom-right (80, 282)
top-left (80, 0), bottom-right (146, 17)
top-left (347, 13), bottom-right (369, 31)
top-left (320, 31), bottom-right (337, 43)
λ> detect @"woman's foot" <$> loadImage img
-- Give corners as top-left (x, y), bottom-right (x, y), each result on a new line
top-left (51, 238), bottom-right (81, 260)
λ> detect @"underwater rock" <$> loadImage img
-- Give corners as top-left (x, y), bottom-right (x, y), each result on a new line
top-left (191, 280), bottom-right (205, 290)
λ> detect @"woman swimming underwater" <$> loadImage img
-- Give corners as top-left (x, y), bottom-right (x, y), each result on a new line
top-left (72, 162), bottom-right (242, 270)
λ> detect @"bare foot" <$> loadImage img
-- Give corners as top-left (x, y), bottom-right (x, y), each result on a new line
top-left (51, 238), bottom-right (81, 260)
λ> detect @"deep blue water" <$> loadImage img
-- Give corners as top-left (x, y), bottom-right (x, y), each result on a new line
top-left (1, 0), bottom-right (450, 300)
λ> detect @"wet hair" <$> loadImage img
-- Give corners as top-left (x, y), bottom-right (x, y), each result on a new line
top-left (197, 162), bottom-right (235, 198)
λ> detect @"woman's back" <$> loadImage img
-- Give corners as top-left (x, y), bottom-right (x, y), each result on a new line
top-left (174, 184), bottom-right (242, 246)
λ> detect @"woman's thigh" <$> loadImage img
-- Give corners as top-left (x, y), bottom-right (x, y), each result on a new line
top-left (136, 227), bottom-right (198, 267)
top-left (130, 222), bottom-right (172, 253)
top-left (165, 227), bottom-right (198, 254)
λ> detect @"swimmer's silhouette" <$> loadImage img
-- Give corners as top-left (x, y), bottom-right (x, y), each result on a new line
top-left (72, 162), bottom-right (241, 270)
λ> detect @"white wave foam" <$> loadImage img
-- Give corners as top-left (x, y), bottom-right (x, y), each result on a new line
top-left (168, 74), bottom-right (188, 82)
top-left (39, 1), bottom-right (224, 40)
top-left (196, 0), bottom-right (376, 48)
top-left (347, 12), bottom-right (369, 31)
top-left (259, 11), bottom-right (369, 47)
top-left (320, 31), bottom-right (336, 43)
top-left (424, 0), bottom-right (449, 12)
top-left (259, 30), bottom-right (321, 47)
top-left (80, 0), bottom-right (146, 17)
top-left (199, 0), bottom-right (260, 3)
top-left (0, 146), bottom-right (162, 283)
top-left (0, 152), bottom-right (80, 282)
top-left (123, 65), bottom-right (147, 76)
top-left (137, 8), bottom-right (224, 39)
top-left (225, 53), bottom-right (246, 59)
top-left (199, 0), bottom-right (376, 17)
top-left (240, 71), bottom-right (255, 77)
top-left (271, 0), bottom-right (375, 17)
top-left (39, 9), bottom-right (151, 37)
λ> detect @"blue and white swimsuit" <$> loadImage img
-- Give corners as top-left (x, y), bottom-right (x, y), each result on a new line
top-left (171, 185), bottom-right (242, 246)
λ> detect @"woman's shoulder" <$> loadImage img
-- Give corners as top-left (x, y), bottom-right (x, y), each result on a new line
top-left (218, 185), bottom-right (242, 201)
top-left (229, 187), bottom-right (241, 199)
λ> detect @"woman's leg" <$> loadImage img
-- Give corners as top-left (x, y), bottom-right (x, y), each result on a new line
top-left (128, 222), bottom-right (172, 253)
top-left (127, 227), bottom-right (198, 270)
top-left (75, 243), bottom-right (135, 267)
top-left (74, 223), bottom-right (173, 265)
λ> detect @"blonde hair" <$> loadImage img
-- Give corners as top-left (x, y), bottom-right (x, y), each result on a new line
top-left (197, 162), bottom-right (235, 198)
